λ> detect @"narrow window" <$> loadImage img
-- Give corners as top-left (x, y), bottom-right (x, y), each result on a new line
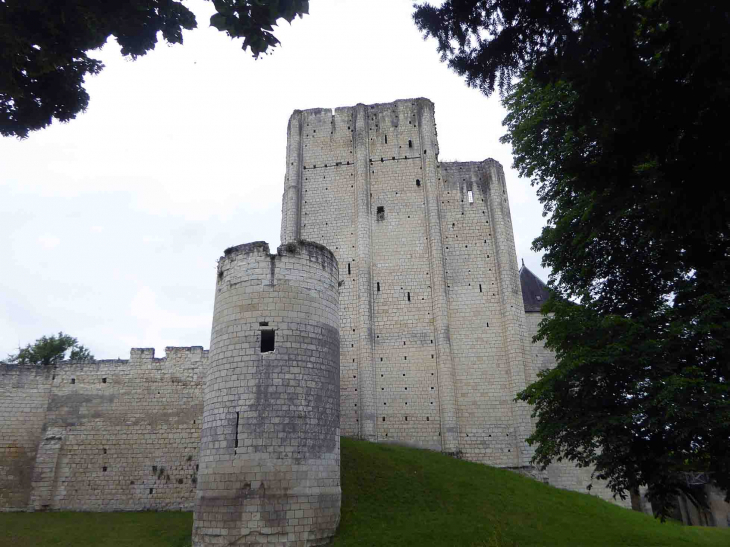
top-left (71, 378), bottom-right (75, 384)
top-left (376, 206), bottom-right (385, 221)
top-left (377, 282), bottom-right (380, 292)
top-left (259, 321), bottom-right (269, 326)
top-left (479, 284), bottom-right (482, 292)
top-left (103, 466), bottom-right (107, 472)
top-left (385, 134), bottom-right (388, 144)
top-left (149, 488), bottom-right (154, 495)
top-left (407, 292), bottom-right (411, 302)
top-left (102, 378), bottom-right (107, 384)
top-left (468, 190), bottom-right (474, 203)
top-left (408, 139), bottom-right (413, 148)
top-left (416, 179), bottom-right (421, 187)
top-left (261, 330), bottom-right (275, 353)
top-left (348, 263), bottom-right (351, 275)
top-left (234, 412), bottom-right (240, 449)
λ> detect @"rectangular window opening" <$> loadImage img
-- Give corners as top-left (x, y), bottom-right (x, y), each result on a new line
top-left (259, 321), bottom-right (269, 326)
top-left (408, 139), bottom-right (413, 148)
top-left (71, 378), bottom-right (75, 384)
top-left (407, 292), bottom-right (411, 302)
top-left (348, 263), bottom-right (351, 275)
top-left (261, 330), bottom-right (275, 353)
top-left (376, 206), bottom-right (385, 221)
top-left (377, 282), bottom-right (381, 292)
top-left (468, 190), bottom-right (474, 203)
top-left (479, 284), bottom-right (482, 293)
top-left (385, 134), bottom-right (388, 144)
top-left (234, 412), bottom-right (240, 449)
top-left (102, 377), bottom-right (107, 384)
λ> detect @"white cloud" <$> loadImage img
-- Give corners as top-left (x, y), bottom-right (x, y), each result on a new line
top-left (37, 234), bottom-right (61, 249)
top-left (0, 0), bottom-right (550, 359)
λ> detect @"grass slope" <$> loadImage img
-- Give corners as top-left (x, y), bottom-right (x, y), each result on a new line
top-left (0, 438), bottom-right (727, 547)
top-left (334, 439), bottom-right (727, 546)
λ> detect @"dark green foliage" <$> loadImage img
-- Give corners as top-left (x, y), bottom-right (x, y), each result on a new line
top-left (210, 0), bottom-right (309, 58)
top-left (414, 0), bottom-right (730, 518)
top-left (6, 332), bottom-right (94, 365)
top-left (0, 0), bottom-right (308, 138)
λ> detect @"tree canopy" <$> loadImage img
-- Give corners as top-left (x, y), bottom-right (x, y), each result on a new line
top-left (415, 0), bottom-right (730, 517)
top-left (6, 332), bottom-right (94, 365)
top-left (0, 0), bottom-right (309, 138)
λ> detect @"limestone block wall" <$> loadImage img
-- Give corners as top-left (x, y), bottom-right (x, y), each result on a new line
top-left (281, 99), bottom-right (465, 453)
top-left (440, 160), bottom-right (532, 467)
top-left (0, 365), bottom-right (53, 510)
top-left (193, 240), bottom-right (340, 547)
top-left (0, 347), bottom-right (205, 512)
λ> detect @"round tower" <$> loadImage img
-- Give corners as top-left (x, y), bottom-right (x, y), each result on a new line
top-left (193, 240), bottom-right (340, 547)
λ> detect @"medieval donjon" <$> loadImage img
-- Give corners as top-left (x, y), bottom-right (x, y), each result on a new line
top-left (281, 98), bottom-right (533, 464)
top-left (1, 98), bottom-right (647, 517)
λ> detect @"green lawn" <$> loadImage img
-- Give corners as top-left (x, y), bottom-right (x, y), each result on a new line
top-left (1, 438), bottom-right (727, 547)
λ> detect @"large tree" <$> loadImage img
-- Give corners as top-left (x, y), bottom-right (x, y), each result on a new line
top-left (414, 0), bottom-right (730, 517)
top-left (0, 0), bottom-right (308, 138)
top-left (6, 332), bottom-right (94, 365)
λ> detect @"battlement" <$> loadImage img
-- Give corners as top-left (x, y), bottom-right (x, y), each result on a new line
top-left (290, 97), bottom-right (434, 120)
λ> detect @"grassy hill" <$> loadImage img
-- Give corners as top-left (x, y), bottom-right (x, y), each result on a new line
top-left (1, 437), bottom-right (727, 547)
top-left (333, 439), bottom-right (726, 546)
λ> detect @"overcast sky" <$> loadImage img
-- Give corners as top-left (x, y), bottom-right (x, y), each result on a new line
top-left (0, 0), bottom-right (550, 360)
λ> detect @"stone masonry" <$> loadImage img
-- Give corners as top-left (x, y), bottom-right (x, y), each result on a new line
top-left (0, 98), bottom-right (668, 517)
top-left (192, 241), bottom-right (341, 546)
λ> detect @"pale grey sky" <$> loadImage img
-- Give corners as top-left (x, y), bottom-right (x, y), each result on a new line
top-left (0, 0), bottom-right (549, 360)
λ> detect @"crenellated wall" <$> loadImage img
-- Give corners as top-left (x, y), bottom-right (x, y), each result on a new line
top-left (0, 347), bottom-right (206, 512)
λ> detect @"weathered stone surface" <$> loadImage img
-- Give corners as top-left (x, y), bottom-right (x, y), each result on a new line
top-left (192, 240), bottom-right (340, 546)
top-left (0, 348), bottom-right (204, 512)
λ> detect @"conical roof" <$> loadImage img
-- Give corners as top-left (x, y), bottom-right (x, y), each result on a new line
top-left (519, 260), bottom-right (551, 312)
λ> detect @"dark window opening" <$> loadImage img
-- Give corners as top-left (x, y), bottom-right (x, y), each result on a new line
top-left (103, 448), bottom-right (107, 454)
top-left (377, 282), bottom-right (380, 292)
top-left (405, 416), bottom-right (408, 421)
top-left (348, 263), bottom-right (351, 275)
top-left (382, 417), bottom-right (385, 422)
top-left (261, 330), bottom-right (275, 353)
top-left (234, 412), bottom-right (240, 449)
top-left (149, 488), bottom-right (154, 495)
top-left (479, 284), bottom-right (482, 292)
top-left (71, 378), bottom-right (75, 384)
top-left (385, 135), bottom-right (388, 144)
top-left (408, 139), bottom-right (413, 148)
top-left (102, 378), bottom-right (107, 384)
top-left (103, 466), bottom-right (107, 472)
top-left (376, 206), bottom-right (385, 220)
top-left (416, 179), bottom-right (421, 187)
top-left (259, 321), bottom-right (269, 326)
top-left (407, 292), bottom-right (411, 302)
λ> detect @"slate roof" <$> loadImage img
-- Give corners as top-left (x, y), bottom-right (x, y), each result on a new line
top-left (520, 261), bottom-right (551, 312)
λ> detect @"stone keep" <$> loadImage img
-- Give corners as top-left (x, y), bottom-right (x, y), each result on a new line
top-left (280, 98), bottom-right (533, 467)
top-left (192, 241), bottom-right (341, 547)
